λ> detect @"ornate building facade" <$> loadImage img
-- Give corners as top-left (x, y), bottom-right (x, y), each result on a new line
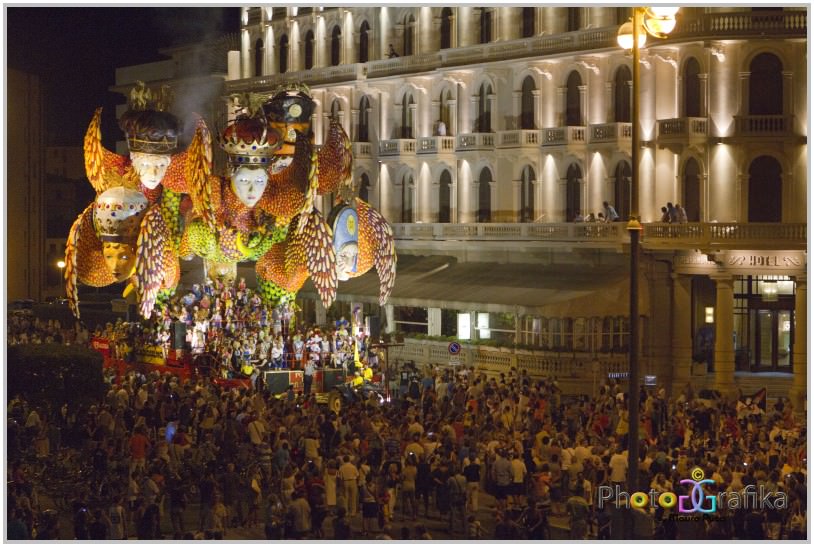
top-left (225, 6), bottom-right (807, 403)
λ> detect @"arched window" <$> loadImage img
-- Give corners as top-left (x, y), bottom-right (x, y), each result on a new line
top-left (254, 38), bottom-right (264, 76)
top-left (567, 8), bottom-right (581, 31)
top-left (401, 93), bottom-right (415, 139)
top-left (683, 158), bottom-right (701, 222)
top-left (330, 26), bottom-right (342, 66)
top-left (279, 35), bottom-right (289, 74)
top-left (683, 57), bottom-right (701, 117)
top-left (440, 8), bottom-right (453, 49)
top-left (566, 163), bottom-right (582, 221)
top-left (522, 7), bottom-right (535, 37)
top-left (477, 168), bottom-right (492, 222)
top-left (749, 53), bottom-right (783, 115)
top-left (359, 173), bottom-right (370, 202)
top-left (401, 173), bottom-right (414, 223)
top-left (565, 71), bottom-right (583, 126)
top-left (521, 76), bottom-right (536, 129)
top-left (358, 96), bottom-right (370, 142)
top-left (304, 30), bottom-right (315, 70)
top-left (439, 170), bottom-right (452, 223)
top-left (613, 161), bottom-right (631, 221)
top-left (477, 83), bottom-right (492, 132)
top-left (748, 156), bottom-right (782, 222)
top-left (403, 14), bottom-right (415, 56)
top-left (614, 65), bottom-right (631, 123)
top-left (520, 165), bottom-right (535, 222)
top-left (479, 8), bottom-right (492, 44)
top-left (359, 21), bottom-right (370, 63)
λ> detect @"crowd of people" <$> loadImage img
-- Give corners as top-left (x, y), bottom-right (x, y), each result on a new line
top-left (5, 285), bottom-right (809, 541)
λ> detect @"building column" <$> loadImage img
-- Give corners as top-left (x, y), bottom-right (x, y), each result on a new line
top-left (791, 276), bottom-right (807, 411)
top-left (447, 99), bottom-right (458, 136)
top-left (450, 182), bottom-right (458, 223)
top-left (712, 275), bottom-right (736, 396)
top-left (431, 100), bottom-right (441, 131)
top-left (512, 91), bottom-right (522, 129)
top-left (469, 96), bottom-right (478, 132)
top-left (670, 273), bottom-right (693, 392)
top-left (315, 298), bottom-right (327, 326)
top-left (350, 108), bottom-right (359, 141)
top-left (512, 179), bottom-right (522, 222)
top-left (384, 304), bottom-right (395, 333)
top-left (532, 89), bottom-right (541, 129)
top-left (488, 94), bottom-right (498, 132)
top-left (699, 73), bottom-right (709, 117)
top-left (578, 84), bottom-right (588, 126)
top-left (428, 307), bottom-right (442, 336)
top-left (556, 86), bottom-right (566, 126)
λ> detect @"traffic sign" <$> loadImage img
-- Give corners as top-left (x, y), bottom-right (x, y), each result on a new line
top-left (448, 342), bottom-right (461, 355)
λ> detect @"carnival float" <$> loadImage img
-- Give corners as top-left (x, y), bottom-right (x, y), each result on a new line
top-left (66, 81), bottom-right (397, 321)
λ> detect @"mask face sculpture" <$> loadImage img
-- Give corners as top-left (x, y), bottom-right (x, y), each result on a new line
top-left (130, 152), bottom-right (172, 189)
top-left (92, 187), bottom-right (149, 281)
top-left (230, 165), bottom-right (269, 208)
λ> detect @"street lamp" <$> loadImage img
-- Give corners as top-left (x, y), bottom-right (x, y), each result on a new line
top-left (616, 6), bottom-right (678, 506)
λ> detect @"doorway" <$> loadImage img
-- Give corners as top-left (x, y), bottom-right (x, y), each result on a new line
top-left (748, 306), bottom-right (793, 371)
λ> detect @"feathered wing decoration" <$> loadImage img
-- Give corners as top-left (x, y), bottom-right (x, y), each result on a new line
top-left (185, 123), bottom-right (218, 230)
top-left (255, 209), bottom-right (337, 309)
top-left (316, 116), bottom-right (353, 197)
top-left (134, 205), bottom-right (172, 319)
top-left (65, 204), bottom-right (117, 318)
top-left (83, 107), bottom-right (131, 193)
top-left (296, 208), bottom-right (337, 308)
top-left (357, 198), bottom-right (397, 305)
top-left (164, 115), bottom-right (211, 194)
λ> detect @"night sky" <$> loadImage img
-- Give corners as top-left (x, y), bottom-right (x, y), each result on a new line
top-left (7, 7), bottom-right (240, 147)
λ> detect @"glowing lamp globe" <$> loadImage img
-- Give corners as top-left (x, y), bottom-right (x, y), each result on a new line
top-left (617, 21), bottom-right (646, 50)
top-left (649, 6), bottom-right (679, 18)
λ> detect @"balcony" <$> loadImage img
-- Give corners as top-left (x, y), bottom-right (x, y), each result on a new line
top-left (589, 123), bottom-right (632, 145)
top-left (352, 141), bottom-right (373, 159)
top-left (391, 221), bottom-right (806, 251)
top-left (497, 130), bottom-right (542, 149)
top-left (734, 115), bottom-right (795, 137)
top-left (658, 117), bottom-right (708, 139)
top-left (225, 63), bottom-right (367, 93)
top-left (378, 139), bottom-right (415, 157)
top-left (672, 9), bottom-right (807, 40)
top-left (542, 126), bottom-right (586, 147)
top-left (416, 136), bottom-right (456, 155)
top-left (455, 133), bottom-right (495, 152)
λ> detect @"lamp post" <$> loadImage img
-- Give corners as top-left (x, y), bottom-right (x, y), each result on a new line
top-left (616, 5), bottom-right (679, 508)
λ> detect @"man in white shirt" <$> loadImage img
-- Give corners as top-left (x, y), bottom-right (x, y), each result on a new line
top-left (608, 450), bottom-right (628, 486)
top-left (510, 452), bottom-right (528, 508)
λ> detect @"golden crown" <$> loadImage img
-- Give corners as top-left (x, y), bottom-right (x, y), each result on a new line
top-left (218, 117), bottom-right (281, 167)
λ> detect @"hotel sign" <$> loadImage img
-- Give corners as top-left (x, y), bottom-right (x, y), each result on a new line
top-left (675, 251), bottom-right (806, 275)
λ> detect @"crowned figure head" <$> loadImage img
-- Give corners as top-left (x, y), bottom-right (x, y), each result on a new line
top-left (263, 83), bottom-right (315, 171)
top-left (93, 185), bottom-right (149, 282)
top-left (219, 94), bottom-right (282, 208)
top-left (119, 81), bottom-right (180, 189)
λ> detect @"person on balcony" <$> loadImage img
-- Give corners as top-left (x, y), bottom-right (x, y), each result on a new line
top-left (602, 202), bottom-right (620, 223)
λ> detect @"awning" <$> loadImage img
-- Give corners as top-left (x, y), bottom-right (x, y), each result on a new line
top-left (300, 254), bottom-right (649, 317)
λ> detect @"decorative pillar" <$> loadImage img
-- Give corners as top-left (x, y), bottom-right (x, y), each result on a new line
top-left (578, 84), bottom-right (588, 126)
top-left (532, 89), bottom-right (541, 129)
top-left (699, 73), bottom-right (709, 117)
top-left (350, 108), bottom-right (359, 141)
top-left (512, 91), bottom-right (522, 130)
top-left (604, 81), bottom-right (613, 121)
top-left (469, 96), bottom-right (478, 132)
top-left (512, 179), bottom-right (522, 221)
top-left (431, 100), bottom-right (441, 131)
top-left (428, 307), bottom-right (442, 336)
top-left (556, 86), bottom-right (566, 126)
top-left (488, 94), bottom-right (498, 132)
top-left (782, 70), bottom-right (793, 121)
top-left (409, 103), bottom-right (418, 138)
top-left (450, 182), bottom-right (459, 223)
top-left (670, 273), bottom-right (693, 392)
top-left (384, 304), bottom-right (395, 334)
top-left (738, 72), bottom-right (750, 116)
top-left (315, 298), bottom-right (327, 326)
top-left (791, 276), bottom-right (807, 411)
top-left (712, 275), bottom-right (736, 396)
top-left (447, 99), bottom-right (458, 136)
top-left (471, 182), bottom-right (480, 223)
top-left (450, 13), bottom-right (457, 48)
top-left (532, 179), bottom-right (542, 222)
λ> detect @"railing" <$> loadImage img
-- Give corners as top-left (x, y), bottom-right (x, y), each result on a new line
top-left (378, 139), bottom-right (416, 156)
top-left (734, 115), bottom-right (795, 136)
top-left (543, 126), bottom-right (586, 146)
top-left (389, 337), bottom-right (631, 381)
top-left (455, 133), bottom-right (495, 151)
top-left (392, 221), bottom-right (806, 250)
top-left (589, 122), bottom-right (632, 143)
top-left (658, 117), bottom-right (708, 138)
top-left (497, 129), bottom-right (542, 148)
top-left (642, 222), bottom-right (807, 250)
top-left (352, 141), bottom-right (373, 159)
top-left (416, 136), bottom-right (456, 154)
top-left (226, 63), bottom-right (366, 92)
top-left (673, 10), bottom-right (807, 39)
